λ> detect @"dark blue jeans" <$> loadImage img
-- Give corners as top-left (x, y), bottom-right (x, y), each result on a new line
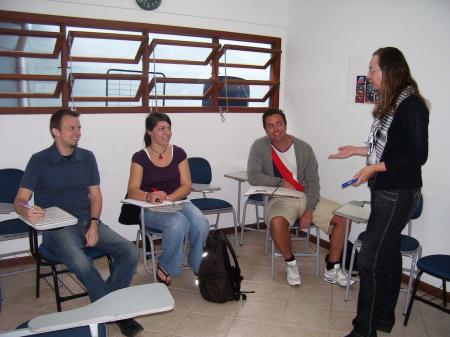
top-left (42, 221), bottom-right (140, 302)
top-left (144, 201), bottom-right (209, 276)
top-left (352, 188), bottom-right (420, 337)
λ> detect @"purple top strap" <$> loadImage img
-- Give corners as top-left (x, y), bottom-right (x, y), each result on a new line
top-left (132, 145), bottom-right (187, 194)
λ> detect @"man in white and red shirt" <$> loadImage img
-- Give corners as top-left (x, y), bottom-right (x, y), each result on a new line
top-left (247, 109), bottom-right (352, 287)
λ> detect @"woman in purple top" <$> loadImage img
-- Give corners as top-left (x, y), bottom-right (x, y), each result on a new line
top-left (127, 112), bottom-right (209, 285)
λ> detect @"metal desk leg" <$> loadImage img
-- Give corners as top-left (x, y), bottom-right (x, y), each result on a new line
top-left (264, 196), bottom-right (269, 256)
top-left (236, 180), bottom-right (242, 226)
top-left (236, 180), bottom-right (245, 246)
top-left (342, 218), bottom-right (352, 277)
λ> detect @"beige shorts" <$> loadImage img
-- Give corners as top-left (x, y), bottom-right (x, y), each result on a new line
top-left (268, 196), bottom-right (340, 234)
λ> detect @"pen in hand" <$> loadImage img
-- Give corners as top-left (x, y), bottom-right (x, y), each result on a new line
top-left (151, 188), bottom-right (161, 203)
top-left (20, 203), bottom-right (44, 213)
top-left (19, 202), bottom-right (45, 221)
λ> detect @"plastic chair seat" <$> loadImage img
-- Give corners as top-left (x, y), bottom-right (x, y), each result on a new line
top-left (400, 235), bottom-right (420, 252)
top-left (0, 168), bottom-right (30, 261)
top-left (0, 218), bottom-right (29, 239)
top-left (188, 157), bottom-right (239, 254)
top-left (190, 198), bottom-right (233, 211)
top-left (29, 228), bottom-right (112, 312)
top-left (356, 231), bottom-right (420, 253)
top-left (416, 254), bottom-right (450, 281)
top-left (248, 193), bottom-right (263, 202)
top-left (404, 254), bottom-right (450, 325)
top-left (346, 227), bottom-right (422, 315)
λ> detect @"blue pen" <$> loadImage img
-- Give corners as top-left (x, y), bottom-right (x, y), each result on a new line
top-left (341, 178), bottom-right (357, 188)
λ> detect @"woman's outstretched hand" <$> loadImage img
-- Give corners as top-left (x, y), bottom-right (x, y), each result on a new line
top-left (329, 145), bottom-right (368, 159)
top-left (329, 146), bottom-right (356, 159)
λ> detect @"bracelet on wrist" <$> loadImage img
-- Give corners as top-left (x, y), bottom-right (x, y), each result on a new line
top-left (90, 217), bottom-right (99, 223)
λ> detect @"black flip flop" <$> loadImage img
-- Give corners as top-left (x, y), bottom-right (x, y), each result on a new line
top-left (156, 263), bottom-right (171, 286)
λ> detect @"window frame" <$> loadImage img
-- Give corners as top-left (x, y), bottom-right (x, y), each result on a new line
top-left (0, 10), bottom-right (281, 115)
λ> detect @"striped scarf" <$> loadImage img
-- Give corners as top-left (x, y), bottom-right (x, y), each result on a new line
top-left (367, 85), bottom-right (415, 164)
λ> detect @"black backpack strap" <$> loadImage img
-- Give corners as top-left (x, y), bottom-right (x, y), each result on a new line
top-left (217, 231), bottom-right (240, 272)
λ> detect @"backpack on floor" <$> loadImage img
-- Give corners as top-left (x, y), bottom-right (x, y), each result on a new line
top-left (197, 230), bottom-right (252, 303)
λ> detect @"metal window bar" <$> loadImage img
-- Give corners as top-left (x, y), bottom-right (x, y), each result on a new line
top-left (105, 69), bottom-right (166, 107)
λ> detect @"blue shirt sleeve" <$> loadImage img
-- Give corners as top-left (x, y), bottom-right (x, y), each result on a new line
top-left (87, 151), bottom-right (100, 187)
top-left (20, 154), bottom-right (41, 192)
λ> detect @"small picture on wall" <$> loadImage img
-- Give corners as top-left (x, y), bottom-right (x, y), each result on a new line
top-left (355, 75), bottom-right (366, 103)
top-left (355, 75), bottom-right (379, 104)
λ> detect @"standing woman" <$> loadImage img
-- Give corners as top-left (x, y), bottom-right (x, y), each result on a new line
top-left (329, 47), bottom-right (429, 337)
top-left (127, 112), bottom-right (209, 285)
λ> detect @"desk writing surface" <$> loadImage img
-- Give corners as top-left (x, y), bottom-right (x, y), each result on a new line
top-left (0, 203), bottom-right (14, 214)
top-left (19, 207), bottom-right (78, 230)
top-left (245, 186), bottom-right (305, 199)
top-left (224, 171), bottom-right (248, 182)
top-left (29, 283), bottom-right (174, 333)
top-left (333, 202), bottom-right (371, 223)
top-left (191, 183), bottom-right (221, 192)
top-left (122, 198), bottom-right (186, 211)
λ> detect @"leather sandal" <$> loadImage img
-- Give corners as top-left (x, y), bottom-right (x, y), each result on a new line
top-left (156, 263), bottom-right (171, 286)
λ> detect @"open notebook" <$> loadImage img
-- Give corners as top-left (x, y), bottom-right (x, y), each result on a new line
top-left (121, 198), bottom-right (187, 212)
top-left (20, 206), bottom-right (78, 230)
top-left (245, 186), bottom-right (305, 199)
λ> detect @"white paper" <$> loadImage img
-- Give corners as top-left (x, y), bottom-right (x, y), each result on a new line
top-left (121, 198), bottom-right (187, 209)
top-left (245, 186), bottom-right (305, 199)
top-left (333, 202), bottom-right (371, 223)
top-left (0, 202), bottom-right (14, 214)
top-left (20, 206), bottom-right (78, 230)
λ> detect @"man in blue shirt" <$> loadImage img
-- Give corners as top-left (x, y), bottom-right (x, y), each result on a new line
top-left (14, 109), bottom-right (142, 337)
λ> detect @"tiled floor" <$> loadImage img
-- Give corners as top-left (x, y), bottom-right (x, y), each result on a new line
top-left (1, 231), bottom-right (449, 336)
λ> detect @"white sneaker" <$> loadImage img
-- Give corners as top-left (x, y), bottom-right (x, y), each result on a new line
top-left (286, 260), bottom-right (301, 286)
top-left (323, 264), bottom-right (356, 287)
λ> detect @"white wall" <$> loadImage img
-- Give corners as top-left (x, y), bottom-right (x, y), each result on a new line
top-left (2, 0), bottom-right (449, 289)
top-left (0, 0), bottom-right (289, 254)
top-left (284, 0), bottom-right (450, 285)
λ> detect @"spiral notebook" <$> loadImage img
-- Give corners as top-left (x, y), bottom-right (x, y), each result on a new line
top-left (245, 186), bottom-right (305, 199)
top-left (121, 198), bottom-right (186, 212)
top-left (19, 206), bottom-right (78, 230)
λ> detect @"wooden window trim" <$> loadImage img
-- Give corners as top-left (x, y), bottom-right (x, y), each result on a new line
top-left (0, 10), bottom-right (281, 115)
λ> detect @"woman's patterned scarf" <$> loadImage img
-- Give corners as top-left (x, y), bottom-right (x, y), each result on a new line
top-left (367, 85), bottom-right (415, 164)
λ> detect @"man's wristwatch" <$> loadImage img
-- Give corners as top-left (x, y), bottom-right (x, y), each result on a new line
top-left (89, 217), bottom-right (99, 223)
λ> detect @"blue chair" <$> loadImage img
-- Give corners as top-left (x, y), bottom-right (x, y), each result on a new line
top-left (240, 193), bottom-right (270, 255)
top-left (345, 195), bottom-right (424, 314)
top-left (188, 157), bottom-right (239, 254)
top-left (404, 254), bottom-right (450, 325)
top-left (16, 321), bottom-right (107, 337)
top-left (119, 195), bottom-right (187, 283)
top-left (202, 76), bottom-right (250, 107)
top-left (271, 220), bottom-right (320, 279)
top-left (28, 227), bottom-right (112, 312)
top-left (0, 168), bottom-right (30, 262)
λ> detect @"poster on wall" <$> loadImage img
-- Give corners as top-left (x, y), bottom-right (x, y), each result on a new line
top-left (355, 75), bottom-right (378, 104)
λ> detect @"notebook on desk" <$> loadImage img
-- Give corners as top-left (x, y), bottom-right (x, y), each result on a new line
top-left (20, 206), bottom-right (78, 230)
top-left (333, 202), bottom-right (371, 223)
top-left (245, 186), bottom-right (305, 199)
top-left (121, 198), bottom-right (186, 212)
top-left (0, 202), bottom-right (14, 214)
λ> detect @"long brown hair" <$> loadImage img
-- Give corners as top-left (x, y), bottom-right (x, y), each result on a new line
top-left (372, 47), bottom-right (425, 118)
